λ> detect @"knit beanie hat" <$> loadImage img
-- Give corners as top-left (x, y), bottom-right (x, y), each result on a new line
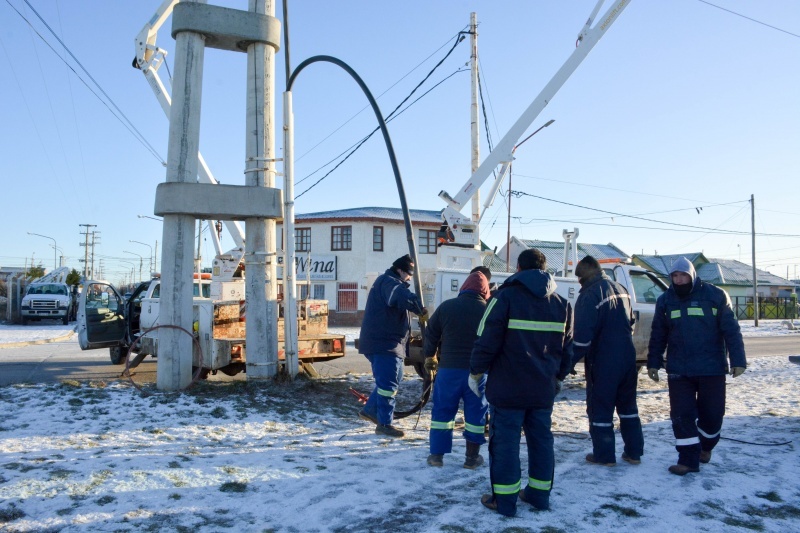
top-left (392, 254), bottom-right (415, 275)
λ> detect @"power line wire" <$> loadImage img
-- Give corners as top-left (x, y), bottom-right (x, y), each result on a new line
top-left (697, 0), bottom-right (800, 39)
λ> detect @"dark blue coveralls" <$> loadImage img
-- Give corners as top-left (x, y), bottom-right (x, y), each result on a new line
top-left (358, 268), bottom-right (424, 426)
top-left (648, 260), bottom-right (746, 469)
top-left (572, 272), bottom-right (644, 464)
top-left (470, 269), bottom-right (573, 516)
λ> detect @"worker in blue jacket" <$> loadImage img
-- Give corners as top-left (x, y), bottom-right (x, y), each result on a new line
top-left (423, 268), bottom-right (491, 469)
top-left (572, 255), bottom-right (644, 467)
top-left (647, 257), bottom-right (746, 476)
top-left (358, 254), bottom-right (427, 438)
top-left (470, 249), bottom-right (573, 516)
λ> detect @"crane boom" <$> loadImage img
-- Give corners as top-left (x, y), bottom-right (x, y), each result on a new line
top-left (439, 0), bottom-right (631, 248)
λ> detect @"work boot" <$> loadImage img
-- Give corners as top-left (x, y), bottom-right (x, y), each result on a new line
top-left (519, 489), bottom-right (550, 511)
top-left (375, 424), bottom-right (404, 438)
top-left (585, 453), bottom-right (615, 467)
top-left (427, 454), bottom-right (444, 467)
top-left (464, 441), bottom-right (484, 469)
top-left (621, 452), bottom-right (641, 465)
top-left (480, 494), bottom-right (498, 512)
top-left (699, 450), bottom-right (712, 464)
top-left (668, 464), bottom-right (700, 476)
top-left (357, 409), bottom-right (377, 425)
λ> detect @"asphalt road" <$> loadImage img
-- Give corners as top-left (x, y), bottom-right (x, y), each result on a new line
top-left (0, 336), bottom-right (796, 387)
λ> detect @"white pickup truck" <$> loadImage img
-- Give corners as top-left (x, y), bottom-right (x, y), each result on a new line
top-left (20, 282), bottom-right (72, 325)
top-left (76, 276), bottom-right (346, 376)
top-left (407, 261), bottom-right (667, 376)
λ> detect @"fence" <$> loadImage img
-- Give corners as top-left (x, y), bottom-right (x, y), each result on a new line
top-left (732, 296), bottom-right (798, 320)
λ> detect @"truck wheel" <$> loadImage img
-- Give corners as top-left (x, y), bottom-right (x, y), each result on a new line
top-left (62, 313), bottom-right (69, 325)
top-left (109, 346), bottom-right (125, 365)
top-left (192, 366), bottom-right (210, 380)
top-left (21, 316), bottom-right (28, 325)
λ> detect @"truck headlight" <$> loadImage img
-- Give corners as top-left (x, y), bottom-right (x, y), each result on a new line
top-left (59, 300), bottom-right (68, 308)
top-left (21, 301), bottom-right (31, 309)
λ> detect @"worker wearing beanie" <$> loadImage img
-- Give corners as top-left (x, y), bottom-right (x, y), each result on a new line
top-left (572, 255), bottom-right (644, 467)
top-left (358, 254), bottom-right (427, 438)
top-left (647, 257), bottom-right (746, 476)
top-left (422, 270), bottom-right (491, 469)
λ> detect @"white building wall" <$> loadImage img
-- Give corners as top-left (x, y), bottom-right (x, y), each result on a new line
top-left (277, 220), bottom-right (438, 312)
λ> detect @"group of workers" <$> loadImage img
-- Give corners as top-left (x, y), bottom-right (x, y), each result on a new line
top-left (358, 251), bottom-right (746, 517)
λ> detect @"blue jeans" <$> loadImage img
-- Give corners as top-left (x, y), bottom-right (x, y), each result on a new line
top-left (429, 368), bottom-right (487, 454)
top-left (488, 405), bottom-right (554, 516)
top-left (363, 354), bottom-right (404, 426)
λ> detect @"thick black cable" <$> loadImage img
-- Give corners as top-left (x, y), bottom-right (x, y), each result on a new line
top-left (720, 436), bottom-right (792, 446)
top-left (295, 32), bottom-right (469, 194)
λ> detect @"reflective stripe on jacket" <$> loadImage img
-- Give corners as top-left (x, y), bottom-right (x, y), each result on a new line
top-left (359, 269), bottom-right (424, 358)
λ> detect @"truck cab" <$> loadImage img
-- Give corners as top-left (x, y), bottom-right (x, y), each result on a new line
top-left (20, 282), bottom-right (73, 325)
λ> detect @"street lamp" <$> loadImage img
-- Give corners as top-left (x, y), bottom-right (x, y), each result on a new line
top-left (123, 251), bottom-right (144, 284)
top-left (130, 240), bottom-right (153, 275)
top-left (119, 260), bottom-right (137, 288)
top-left (50, 244), bottom-right (64, 267)
top-left (137, 214), bottom-right (163, 222)
top-left (27, 232), bottom-right (57, 270)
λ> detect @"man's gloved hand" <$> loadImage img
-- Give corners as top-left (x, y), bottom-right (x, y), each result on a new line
top-left (647, 368), bottom-right (660, 382)
top-left (555, 380), bottom-right (563, 397)
top-left (468, 373), bottom-right (483, 397)
top-left (418, 309), bottom-right (429, 326)
top-left (731, 367), bottom-right (745, 378)
top-left (424, 356), bottom-right (438, 373)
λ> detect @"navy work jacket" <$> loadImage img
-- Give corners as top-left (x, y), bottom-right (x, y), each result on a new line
top-left (470, 269), bottom-right (574, 409)
top-left (358, 269), bottom-right (424, 358)
top-left (647, 277), bottom-right (746, 376)
top-left (422, 291), bottom-right (487, 369)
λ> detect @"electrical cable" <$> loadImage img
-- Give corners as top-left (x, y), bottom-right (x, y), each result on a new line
top-left (697, 0), bottom-right (800, 39)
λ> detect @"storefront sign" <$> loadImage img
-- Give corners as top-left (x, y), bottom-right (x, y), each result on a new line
top-left (277, 254), bottom-right (337, 281)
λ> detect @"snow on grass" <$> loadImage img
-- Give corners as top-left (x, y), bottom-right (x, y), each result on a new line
top-left (1, 356), bottom-right (798, 532)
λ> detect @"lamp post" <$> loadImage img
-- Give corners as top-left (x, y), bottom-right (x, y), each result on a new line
top-left (137, 214), bottom-right (163, 222)
top-left (123, 251), bottom-right (144, 284)
top-left (50, 244), bottom-right (64, 267)
top-left (130, 240), bottom-right (154, 275)
top-left (136, 216), bottom-right (161, 272)
top-left (119, 260), bottom-right (137, 288)
top-left (27, 232), bottom-right (57, 270)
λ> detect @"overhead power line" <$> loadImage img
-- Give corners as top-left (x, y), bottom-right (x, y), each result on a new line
top-left (697, 0), bottom-right (800, 39)
top-left (7, 0), bottom-right (165, 165)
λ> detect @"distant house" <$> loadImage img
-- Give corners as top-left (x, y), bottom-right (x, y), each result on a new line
top-left (496, 236), bottom-right (629, 275)
top-left (632, 254), bottom-right (796, 298)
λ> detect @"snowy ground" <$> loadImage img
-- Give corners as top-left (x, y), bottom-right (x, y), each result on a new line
top-left (0, 327), bottom-right (799, 531)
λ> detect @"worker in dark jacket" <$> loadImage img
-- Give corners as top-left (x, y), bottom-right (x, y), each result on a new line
top-left (647, 257), bottom-right (746, 476)
top-left (572, 256), bottom-right (644, 467)
top-left (470, 249), bottom-right (573, 516)
top-left (423, 270), bottom-right (491, 469)
top-left (358, 255), bottom-right (427, 438)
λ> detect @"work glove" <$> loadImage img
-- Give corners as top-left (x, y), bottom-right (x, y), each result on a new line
top-left (731, 367), bottom-right (745, 378)
top-left (468, 373), bottom-right (484, 398)
top-left (555, 380), bottom-right (563, 397)
top-left (418, 309), bottom-right (429, 326)
top-left (647, 368), bottom-right (660, 382)
top-left (424, 356), bottom-right (438, 373)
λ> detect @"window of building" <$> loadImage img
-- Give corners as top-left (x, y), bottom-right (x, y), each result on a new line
top-left (296, 228), bottom-right (311, 252)
top-left (331, 226), bottom-right (352, 251)
top-left (337, 282), bottom-right (358, 312)
top-left (373, 226), bottom-right (384, 252)
top-left (419, 229), bottom-right (438, 254)
top-left (313, 284), bottom-right (325, 300)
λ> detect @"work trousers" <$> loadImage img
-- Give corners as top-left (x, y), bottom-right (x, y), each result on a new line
top-left (585, 362), bottom-right (644, 463)
top-left (429, 368), bottom-right (487, 454)
top-left (667, 374), bottom-right (726, 468)
top-left (363, 354), bottom-right (404, 426)
top-left (488, 405), bottom-right (553, 517)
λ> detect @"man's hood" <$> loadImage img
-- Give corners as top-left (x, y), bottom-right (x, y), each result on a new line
top-left (503, 269), bottom-right (556, 298)
top-left (669, 257), bottom-right (697, 285)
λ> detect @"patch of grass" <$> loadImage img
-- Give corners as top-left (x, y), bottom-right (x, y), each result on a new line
top-left (0, 504), bottom-right (25, 523)
top-left (49, 468), bottom-right (77, 480)
top-left (68, 398), bottom-right (84, 407)
top-left (56, 507), bottom-right (74, 516)
top-left (210, 406), bottom-right (227, 419)
top-left (221, 466), bottom-right (238, 475)
top-left (722, 516), bottom-right (764, 530)
top-left (744, 503), bottom-right (800, 520)
top-left (755, 491), bottom-right (783, 503)
top-left (219, 481), bottom-right (247, 493)
top-left (96, 495), bottom-right (116, 506)
top-left (169, 493), bottom-right (182, 500)
top-left (168, 461), bottom-right (182, 469)
top-left (598, 503), bottom-right (642, 518)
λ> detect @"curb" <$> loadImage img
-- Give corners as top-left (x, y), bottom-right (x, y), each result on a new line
top-left (0, 329), bottom-right (77, 350)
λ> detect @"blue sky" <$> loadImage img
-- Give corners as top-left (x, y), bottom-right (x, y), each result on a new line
top-left (1, 0), bottom-right (798, 284)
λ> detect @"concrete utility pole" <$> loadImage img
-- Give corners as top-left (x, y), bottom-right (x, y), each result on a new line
top-left (159, 0), bottom-right (206, 390)
top-left (470, 12), bottom-right (480, 226)
top-left (751, 194), bottom-right (759, 327)
top-left (245, 0), bottom-right (279, 379)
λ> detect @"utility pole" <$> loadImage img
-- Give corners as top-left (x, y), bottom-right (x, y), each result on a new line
top-left (91, 231), bottom-right (100, 279)
top-left (470, 12), bottom-right (480, 228)
top-left (751, 194), bottom-right (758, 327)
top-left (79, 224), bottom-right (96, 279)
